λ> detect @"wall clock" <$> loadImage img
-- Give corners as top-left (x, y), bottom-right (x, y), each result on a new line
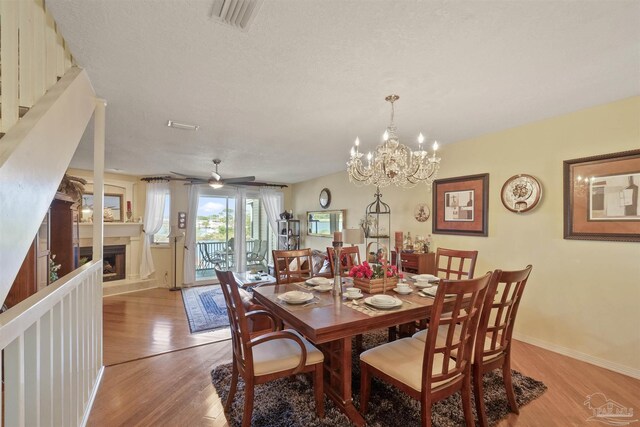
top-left (414, 203), bottom-right (430, 222)
top-left (319, 188), bottom-right (331, 209)
top-left (501, 174), bottom-right (542, 213)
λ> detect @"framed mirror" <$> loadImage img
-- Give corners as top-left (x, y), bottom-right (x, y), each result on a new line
top-left (80, 193), bottom-right (124, 222)
top-left (307, 210), bottom-right (345, 237)
top-left (319, 188), bottom-right (331, 209)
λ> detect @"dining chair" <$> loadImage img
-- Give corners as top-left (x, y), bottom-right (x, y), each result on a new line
top-left (410, 247), bottom-right (480, 334)
top-left (272, 248), bottom-right (314, 284)
top-left (360, 272), bottom-right (492, 427)
top-left (215, 270), bottom-right (325, 426)
top-left (326, 245), bottom-right (361, 277)
top-left (472, 265), bottom-right (533, 427)
top-left (410, 266), bottom-right (532, 426)
top-left (435, 247), bottom-right (479, 279)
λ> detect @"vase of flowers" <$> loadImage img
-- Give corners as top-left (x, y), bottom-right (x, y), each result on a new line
top-left (349, 261), bottom-right (401, 294)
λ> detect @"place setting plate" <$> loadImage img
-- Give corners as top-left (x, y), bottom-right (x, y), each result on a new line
top-left (393, 287), bottom-right (413, 295)
top-left (314, 284), bottom-right (333, 292)
top-left (364, 295), bottom-right (403, 310)
top-left (277, 291), bottom-right (314, 305)
top-left (305, 277), bottom-right (332, 286)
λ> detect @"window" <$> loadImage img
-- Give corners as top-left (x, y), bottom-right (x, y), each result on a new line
top-left (153, 193), bottom-right (171, 244)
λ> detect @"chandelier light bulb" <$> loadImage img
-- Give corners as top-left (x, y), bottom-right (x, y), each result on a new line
top-left (418, 133), bottom-right (425, 145)
top-left (432, 141), bottom-right (439, 151)
top-left (355, 137), bottom-right (360, 147)
top-left (383, 130), bottom-right (389, 141)
top-left (350, 147), bottom-right (355, 157)
top-left (367, 152), bottom-right (373, 162)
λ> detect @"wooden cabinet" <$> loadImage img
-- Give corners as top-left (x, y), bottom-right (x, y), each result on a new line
top-left (4, 193), bottom-right (78, 309)
top-left (393, 251), bottom-right (436, 275)
top-left (50, 194), bottom-right (79, 277)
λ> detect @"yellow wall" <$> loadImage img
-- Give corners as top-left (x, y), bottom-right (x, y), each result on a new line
top-left (291, 97), bottom-right (640, 375)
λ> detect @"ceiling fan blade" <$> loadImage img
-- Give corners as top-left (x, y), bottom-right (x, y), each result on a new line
top-left (170, 171), bottom-right (209, 181)
top-left (223, 176), bottom-right (256, 184)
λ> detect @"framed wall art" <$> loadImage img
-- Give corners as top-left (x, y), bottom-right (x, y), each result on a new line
top-left (432, 173), bottom-right (489, 236)
top-left (563, 149), bottom-right (640, 242)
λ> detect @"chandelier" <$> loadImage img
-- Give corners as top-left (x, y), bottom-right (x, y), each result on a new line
top-left (346, 95), bottom-right (441, 188)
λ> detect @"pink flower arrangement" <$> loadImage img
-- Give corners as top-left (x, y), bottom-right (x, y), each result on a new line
top-left (349, 261), bottom-right (402, 280)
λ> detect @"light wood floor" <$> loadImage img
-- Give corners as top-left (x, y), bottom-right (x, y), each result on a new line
top-left (88, 288), bottom-right (640, 426)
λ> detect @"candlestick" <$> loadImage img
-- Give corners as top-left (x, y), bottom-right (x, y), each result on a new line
top-left (332, 241), bottom-right (343, 297)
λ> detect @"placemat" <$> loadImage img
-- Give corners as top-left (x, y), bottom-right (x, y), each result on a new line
top-left (342, 298), bottom-right (416, 317)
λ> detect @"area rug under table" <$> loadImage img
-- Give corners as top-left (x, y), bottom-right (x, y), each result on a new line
top-left (211, 331), bottom-right (547, 427)
top-left (181, 285), bottom-right (230, 334)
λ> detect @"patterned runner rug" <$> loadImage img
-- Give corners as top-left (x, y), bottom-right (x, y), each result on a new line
top-left (181, 285), bottom-right (230, 334)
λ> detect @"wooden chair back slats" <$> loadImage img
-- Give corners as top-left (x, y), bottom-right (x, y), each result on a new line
top-left (423, 272), bottom-right (492, 387)
top-left (435, 248), bottom-right (479, 280)
top-left (272, 249), bottom-right (314, 284)
top-left (326, 246), bottom-right (361, 277)
top-left (476, 265), bottom-right (532, 363)
top-left (216, 270), bottom-right (253, 374)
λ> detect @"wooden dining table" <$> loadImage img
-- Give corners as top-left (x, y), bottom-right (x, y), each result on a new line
top-left (252, 280), bottom-right (440, 426)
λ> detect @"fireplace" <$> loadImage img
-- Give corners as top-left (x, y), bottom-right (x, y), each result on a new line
top-left (80, 245), bottom-right (126, 282)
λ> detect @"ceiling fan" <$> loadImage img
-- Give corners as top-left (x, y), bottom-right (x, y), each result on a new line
top-left (171, 159), bottom-right (255, 188)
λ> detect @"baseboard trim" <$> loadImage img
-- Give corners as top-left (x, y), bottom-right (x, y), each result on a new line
top-left (512, 332), bottom-right (640, 379)
top-left (81, 365), bottom-right (104, 427)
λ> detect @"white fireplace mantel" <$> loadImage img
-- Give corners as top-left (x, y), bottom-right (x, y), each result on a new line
top-left (79, 222), bottom-right (143, 239)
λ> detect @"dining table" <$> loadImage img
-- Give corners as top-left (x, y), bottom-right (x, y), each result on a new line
top-left (252, 278), bottom-right (443, 426)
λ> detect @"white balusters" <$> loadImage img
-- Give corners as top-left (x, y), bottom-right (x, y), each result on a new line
top-left (1, 261), bottom-right (103, 427)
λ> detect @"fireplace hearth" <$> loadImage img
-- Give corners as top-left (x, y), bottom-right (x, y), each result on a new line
top-left (80, 245), bottom-right (126, 282)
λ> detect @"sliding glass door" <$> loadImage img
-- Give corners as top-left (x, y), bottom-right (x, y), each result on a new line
top-left (194, 191), bottom-right (276, 282)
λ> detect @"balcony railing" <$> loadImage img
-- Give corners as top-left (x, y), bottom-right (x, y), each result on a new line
top-left (196, 240), bottom-right (265, 273)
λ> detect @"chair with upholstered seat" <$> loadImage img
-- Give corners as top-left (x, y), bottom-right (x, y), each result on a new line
top-left (215, 270), bottom-right (324, 427)
top-left (435, 247), bottom-right (479, 279)
top-left (411, 265), bottom-right (532, 427)
top-left (326, 245), bottom-right (361, 277)
top-left (272, 248), bottom-right (314, 284)
top-left (472, 265), bottom-right (533, 427)
top-left (408, 247), bottom-right (480, 335)
top-left (360, 272), bottom-right (493, 427)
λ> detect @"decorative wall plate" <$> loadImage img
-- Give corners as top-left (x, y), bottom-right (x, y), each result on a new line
top-left (501, 174), bottom-right (542, 213)
top-left (414, 203), bottom-right (430, 222)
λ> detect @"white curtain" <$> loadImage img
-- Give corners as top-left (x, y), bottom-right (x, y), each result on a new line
top-left (182, 185), bottom-right (199, 285)
top-left (259, 188), bottom-right (283, 239)
top-left (140, 181), bottom-right (169, 279)
top-left (233, 188), bottom-right (247, 273)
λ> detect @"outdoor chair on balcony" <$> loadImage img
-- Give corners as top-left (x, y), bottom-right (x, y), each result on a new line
top-left (247, 240), bottom-right (268, 270)
top-left (199, 242), bottom-right (227, 270)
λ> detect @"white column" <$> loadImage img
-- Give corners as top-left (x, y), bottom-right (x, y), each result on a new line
top-left (92, 99), bottom-right (106, 260)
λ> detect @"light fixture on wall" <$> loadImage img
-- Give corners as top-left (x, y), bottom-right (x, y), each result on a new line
top-left (167, 120), bottom-right (200, 131)
top-left (346, 95), bottom-right (441, 188)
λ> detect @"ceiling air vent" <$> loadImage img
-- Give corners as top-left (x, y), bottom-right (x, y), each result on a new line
top-left (210, 0), bottom-right (264, 31)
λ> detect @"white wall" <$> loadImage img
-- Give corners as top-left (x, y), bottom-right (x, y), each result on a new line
top-left (291, 97), bottom-right (640, 376)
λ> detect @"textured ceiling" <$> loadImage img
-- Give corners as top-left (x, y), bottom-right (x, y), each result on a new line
top-left (46, 0), bottom-right (640, 184)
